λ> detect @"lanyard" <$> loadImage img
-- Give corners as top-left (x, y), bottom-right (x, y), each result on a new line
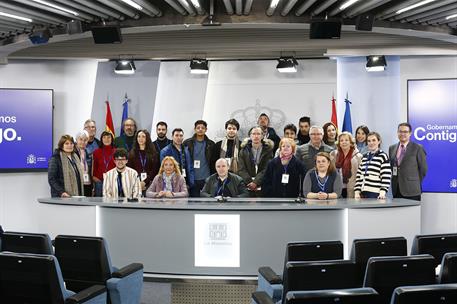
top-left (216, 178), bottom-right (228, 196)
top-left (251, 145), bottom-right (261, 165)
top-left (102, 148), bottom-right (113, 172)
top-left (364, 152), bottom-right (376, 175)
top-left (139, 151), bottom-right (147, 172)
top-left (283, 164), bottom-right (289, 174)
top-left (315, 170), bottom-right (329, 192)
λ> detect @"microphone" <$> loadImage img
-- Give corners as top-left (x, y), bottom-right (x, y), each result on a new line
top-left (295, 173), bottom-right (305, 203)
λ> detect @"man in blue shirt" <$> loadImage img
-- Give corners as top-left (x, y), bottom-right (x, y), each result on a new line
top-left (183, 120), bottom-right (215, 197)
top-left (83, 119), bottom-right (101, 156)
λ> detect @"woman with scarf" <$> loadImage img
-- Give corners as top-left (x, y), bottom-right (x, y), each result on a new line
top-left (128, 129), bottom-right (160, 196)
top-left (92, 131), bottom-right (116, 196)
top-left (74, 130), bottom-right (93, 196)
top-left (262, 138), bottom-right (306, 198)
top-left (355, 125), bottom-right (370, 155)
top-left (48, 135), bottom-right (84, 197)
top-left (303, 152), bottom-right (342, 199)
top-left (212, 119), bottom-right (241, 173)
top-left (330, 132), bottom-right (362, 198)
top-left (146, 156), bottom-right (188, 198)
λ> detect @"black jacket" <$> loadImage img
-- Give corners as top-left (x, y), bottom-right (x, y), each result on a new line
top-left (183, 135), bottom-right (216, 175)
top-left (262, 156), bottom-right (306, 198)
top-left (200, 172), bottom-right (249, 198)
top-left (238, 138), bottom-right (274, 186)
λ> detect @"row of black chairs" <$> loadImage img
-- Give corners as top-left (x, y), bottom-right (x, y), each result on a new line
top-left (253, 233), bottom-right (457, 304)
top-left (0, 231), bottom-right (143, 304)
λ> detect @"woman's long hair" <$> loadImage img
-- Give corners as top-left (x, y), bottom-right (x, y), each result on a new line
top-left (158, 156), bottom-right (181, 176)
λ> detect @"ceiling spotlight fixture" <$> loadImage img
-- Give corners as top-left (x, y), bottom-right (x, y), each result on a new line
top-left (340, 0), bottom-right (361, 10)
top-left (114, 59), bottom-right (136, 75)
top-left (366, 55), bottom-right (387, 72)
top-left (276, 57), bottom-right (298, 73)
top-left (190, 59), bottom-right (209, 74)
top-left (396, 0), bottom-right (436, 15)
top-left (33, 0), bottom-right (79, 16)
top-left (120, 0), bottom-right (143, 11)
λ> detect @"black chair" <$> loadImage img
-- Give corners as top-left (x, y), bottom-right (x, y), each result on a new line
top-left (285, 288), bottom-right (379, 304)
top-left (363, 255), bottom-right (436, 304)
top-left (257, 241), bottom-right (344, 302)
top-left (253, 259), bottom-right (359, 304)
top-left (411, 233), bottom-right (457, 267)
top-left (350, 237), bottom-right (407, 285)
top-left (439, 252), bottom-right (457, 284)
top-left (1, 231), bottom-right (53, 254)
top-left (0, 252), bottom-right (106, 304)
top-left (54, 235), bottom-right (143, 304)
top-left (391, 284), bottom-right (457, 304)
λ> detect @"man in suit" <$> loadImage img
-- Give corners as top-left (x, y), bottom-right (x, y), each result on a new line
top-left (389, 122), bottom-right (428, 201)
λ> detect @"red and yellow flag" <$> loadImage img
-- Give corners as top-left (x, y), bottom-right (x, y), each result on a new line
top-left (105, 100), bottom-right (115, 136)
top-left (331, 95), bottom-right (338, 129)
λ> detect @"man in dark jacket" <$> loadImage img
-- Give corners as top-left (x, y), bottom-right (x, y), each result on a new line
top-left (183, 120), bottom-right (216, 197)
top-left (160, 128), bottom-right (195, 189)
top-left (201, 158), bottom-right (249, 198)
top-left (238, 126), bottom-right (274, 196)
top-left (258, 113), bottom-right (280, 154)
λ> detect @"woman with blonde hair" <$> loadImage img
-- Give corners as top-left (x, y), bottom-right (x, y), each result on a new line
top-left (330, 132), bottom-right (362, 198)
top-left (303, 152), bottom-right (342, 199)
top-left (146, 156), bottom-right (188, 198)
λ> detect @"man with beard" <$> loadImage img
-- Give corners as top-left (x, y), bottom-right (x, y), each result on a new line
top-left (257, 113), bottom-right (280, 154)
top-left (212, 119), bottom-right (241, 174)
top-left (114, 117), bottom-right (137, 152)
top-left (83, 119), bottom-right (101, 156)
top-left (297, 116), bottom-right (311, 145)
top-left (153, 121), bottom-right (172, 152)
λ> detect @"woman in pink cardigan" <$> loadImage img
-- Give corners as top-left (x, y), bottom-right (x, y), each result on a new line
top-left (146, 156), bottom-right (188, 198)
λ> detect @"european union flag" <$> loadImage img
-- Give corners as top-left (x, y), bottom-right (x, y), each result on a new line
top-left (342, 93), bottom-right (352, 134)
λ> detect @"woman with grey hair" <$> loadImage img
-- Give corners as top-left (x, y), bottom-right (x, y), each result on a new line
top-left (75, 130), bottom-right (93, 196)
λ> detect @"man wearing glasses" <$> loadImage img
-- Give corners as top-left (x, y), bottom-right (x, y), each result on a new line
top-left (103, 148), bottom-right (141, 199)
top-left (296, 125), bottom-right (334, 173)
top-left (389, 122), bottom-right (427, 201)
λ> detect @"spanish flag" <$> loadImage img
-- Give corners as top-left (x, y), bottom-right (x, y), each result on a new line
top-left (331, 95), bottom-right (338, 129)
top-left (105, 100), bottom-right (115, 136)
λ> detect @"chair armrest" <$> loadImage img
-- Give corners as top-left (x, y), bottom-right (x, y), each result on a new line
top-left (252, 291), bottom-right (275, 304)
top-left (112, 263), bottom-right (143, 278)
top-left (258, 266), bottom-right (282, 284)
top-left (66, 285), bottom-right (106, 304)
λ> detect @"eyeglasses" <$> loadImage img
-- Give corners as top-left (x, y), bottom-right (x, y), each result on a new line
top-left (310, 133), bottom-right (322, 136)
top-left (398, 131), bottom-right (410, 134)
top-left (114, 158), bottom-right (127, 161)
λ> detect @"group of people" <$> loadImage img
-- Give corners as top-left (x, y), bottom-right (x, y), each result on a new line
top-left (48, 114), bottom-right (428, 201)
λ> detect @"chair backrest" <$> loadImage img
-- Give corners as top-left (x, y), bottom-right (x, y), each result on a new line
top-left (283, 260), bottom-right (359, 302)
top-left (411, 233), bottom-right (457, 267)
top-left (350, 237), bottom-right (407, 285)
top-left (285, 287), bottom-right (378, 304)
top-left (440, 252), bottom-right (457, 284)
top-left (0, 252), bottom-right (67, 304)
top-left (54, 235), bottom-right (112, 292)
top-left (391, 284), bottom-right (457, 304)
top-left (286, 241), bottom-right (344, 262)
top-left (363, 255), bottom-right (436, 304)
top-left (1, 231), bottom-right (53, 254)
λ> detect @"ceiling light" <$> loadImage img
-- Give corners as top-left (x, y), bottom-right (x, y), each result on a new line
top-left (190, 59), bottom-right (209, 74)
top-left (396, 0), bottom-right (436, 15)
top-left (190, 0), bottom-right (201, 8)
top-left (115, 60), bottom-right (136, 75)
top-left (120, 0), bottom-right (143, 11)
top-left (33, 0), bottom-right (79, 16)
top-left (340, 0), bottom-right (361, 10)
top-left (276, 57), bottom-right (298, 73)
top-left (366, 55), bottom-right (387, 72)
top-left (269, 0), bottom-right (281, 8)
top-left (0, 11), bottom-right (32, 22)
top-left (446, 14), bottom-right (457, 20)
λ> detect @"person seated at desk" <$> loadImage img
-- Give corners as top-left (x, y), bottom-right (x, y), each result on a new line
top-left (262, 138), bottom-right (306, 198)
top-left (201, 158), bottom-right (249, 198)
top-left (103, 149), bottom-right (141, 199)
top-left (146, 156), bottom-right (188, 198)
top-left (303, 152), bottom-right (342, 200)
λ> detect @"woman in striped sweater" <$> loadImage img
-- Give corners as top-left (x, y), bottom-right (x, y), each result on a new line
top-left (354, 132), bottom-right (392, 199)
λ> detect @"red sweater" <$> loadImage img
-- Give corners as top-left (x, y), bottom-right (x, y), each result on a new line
top-left (92, 146), bottom-right (116, 180)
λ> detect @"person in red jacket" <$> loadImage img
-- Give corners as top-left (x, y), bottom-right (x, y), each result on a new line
top-left (92, 131), bottom-right (116, 197)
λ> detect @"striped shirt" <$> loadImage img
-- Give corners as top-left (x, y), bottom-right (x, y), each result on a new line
top-left (103, 167), bottom-right (141, 199)
top-left (354, 150), bottom-right (392, 194)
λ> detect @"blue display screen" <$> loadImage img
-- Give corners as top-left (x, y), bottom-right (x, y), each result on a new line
top-left (408, 79), bottom-right (457, 193)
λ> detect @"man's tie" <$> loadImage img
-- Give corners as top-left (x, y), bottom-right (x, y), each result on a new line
top-left (397, 144), bottom-right (406, 165)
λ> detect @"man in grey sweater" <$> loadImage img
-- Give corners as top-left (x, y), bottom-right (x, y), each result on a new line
top-left (295, 125), bottom-right (334, 173)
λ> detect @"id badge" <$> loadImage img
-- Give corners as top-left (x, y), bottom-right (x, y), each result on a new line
top-left (225, 158), bottom-right (231, 167)
top-left (194, 160), bottom-right (201, 169)
top-left (182, 169), bottom-right (187, 177)
top-left (83, 173), bottom-right (90, 183)
top-left (281, 174), bottom-right (289, 184)
top-left (392, 166), bottom-right (398, 176)
top-left (140, 172), bottom-right (147, 181)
